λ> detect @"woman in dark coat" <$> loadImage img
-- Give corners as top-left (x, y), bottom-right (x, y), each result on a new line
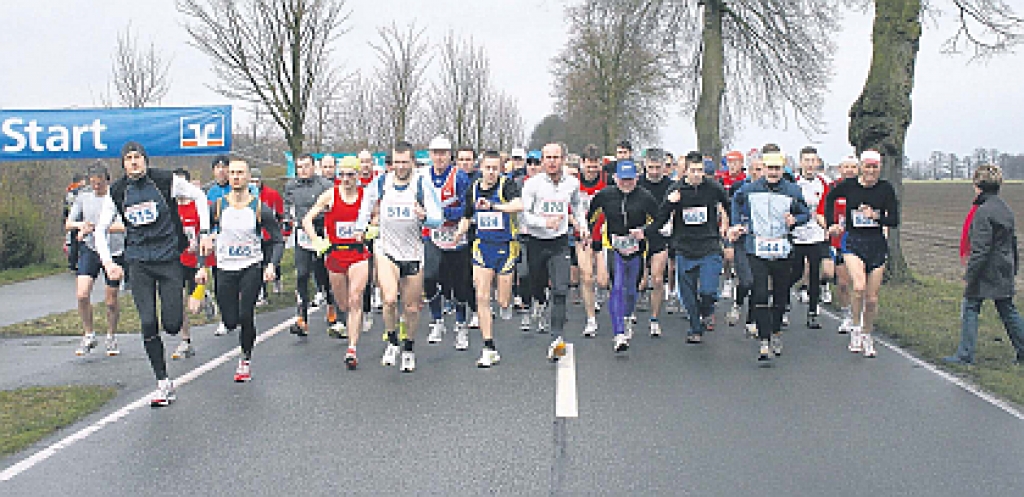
top-left (944, 164), bottom-right (1024, 365)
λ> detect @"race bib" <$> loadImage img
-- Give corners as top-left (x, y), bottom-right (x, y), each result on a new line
top-left (755, 236), bottom-right (790, 259)
top-left (539, 199), bottom-right (567, 217)
top-left (296, 229), bottom-right (314, 250)
top-left (125, 201), bottom-right (158, 226)
top-left (334, 221), bottom-right (357, 241)
top-left (217, 240), bottom-right (256, 262)
top-left (477, 211), bottom-right (504, 231)
top-left (852, 210), bottom-right (879, 228)
top-left (383, 202), bottom-right (416, 221)
top-left (611, 234), bottom-right (640, 256)
top-left (681, 206), bottom-right (708, 225)
top-left (430, 223), bottom-right (462, 250)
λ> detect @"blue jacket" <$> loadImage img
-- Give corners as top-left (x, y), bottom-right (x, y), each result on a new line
top-left (732, 178), bottom-right (810, 258)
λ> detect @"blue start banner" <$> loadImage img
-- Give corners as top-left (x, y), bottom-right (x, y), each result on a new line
top-left (0, 105), bottom-right (232, 162)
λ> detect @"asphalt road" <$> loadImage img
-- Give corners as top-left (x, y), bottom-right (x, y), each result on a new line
top-left (0, 271), bottom-right (113, 328)
top-left (2, 293), bottom-right (1024, 496)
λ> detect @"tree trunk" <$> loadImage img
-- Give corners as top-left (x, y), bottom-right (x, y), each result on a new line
top-left (848, 0), bottom-right (922, 284)
top-left (695, 0), bottom-right (725, 162)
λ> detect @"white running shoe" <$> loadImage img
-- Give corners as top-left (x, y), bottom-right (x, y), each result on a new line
top-left (233, 359), bottom-right (251, 382)
top-left (797, 288), bottom-right (810, 304)
top-left (427, 319), bottom-right (445, 344)
top-left (838, 308), bottom-right (854, 334)
top-left (214, 323), bottom-right (229, 336)
top-left (624, 317), bottom-right (634, 340)
top-left (476, 348), bottom-right (501, 368)
top-left (821, 285), bottom-right (832, 304)
top-left (105, 336), bottom-right (120, 357)
top-left (362, 314), bottom-right (373, 333)
top-left (649, 320), bottom-right (662, 337)
top-left (758, 340), bottom-right (772, 362)
top-left (381, 344), bottom-right (400, 366)
top-left (848, 327), bottom-right (863, 353)
top-left (151, 379), bottom-right (176, 407)
top-left (454, 323), bottom-right (470, 351)
top-left (614, 333), bottom-right (630, 352)
top-left (468, 312), bottom-right (480, 329)
top-left (862, 334), bottom-right (877, 358)
top-left (312, 291), bottom-right (326, 309)
top-left (781, 313), bottom-right (790, 328)
top-left (745, 322), bottom-right (758, 339)
top-left (547, 337), bottom-right (567, 362)
top-left (770, 334), bottom-right (783, 356)
top-left (722, 278), bottom-right (735, 301)
top-left (499, 307), bottom-right (513, 321)
top-left (171, 340), bottom-right (194, 360)
top-left (75, 334), bottom-right (97, 356)
top-left (726, 304), bottom-right (740, 326)
top-left (583, 317), bottom-right (598, 338)
top-left (330, 321), bottom-right (348, 339)
top-left (520, 312), bottom-right (532, 331)
top-left (400, 351), bottom-right (416, 372)
top-left (535, 303), bottom-right (548, 333)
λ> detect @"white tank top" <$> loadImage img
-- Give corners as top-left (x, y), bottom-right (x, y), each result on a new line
top-left (378, 172), bottom-right (424, 262)
top-left (215, 205), bottom-right (263, 271)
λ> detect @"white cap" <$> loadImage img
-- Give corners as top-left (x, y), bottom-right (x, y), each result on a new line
top-left (839, 155), bottom-right (859, 165)
top-left (511, 147), bottom-right (526, 158)
top-left (860, 150), bottom-right (882, 165)
top-left (428, 136), bottom-right (452, 151)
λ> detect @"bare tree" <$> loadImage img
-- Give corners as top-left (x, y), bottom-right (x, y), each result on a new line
top-left (109, 23), bottom-right (171, 108)
top-left (177, 0), bottom-right (351, 157)
top-left (488, 91), bottom-right (525, 152)
top-left (426, 33), bottom-right (487, 149)
top-left (669, 0), bottom-right (844, 161)
top-left (370, 21), bottom-right (432, 145)
top-left (305, 69), bottom-right (347, 152)
top-left (552, 0), bottom-right (675, 154)
top-left (848, 0), bottom-right (1022, 282)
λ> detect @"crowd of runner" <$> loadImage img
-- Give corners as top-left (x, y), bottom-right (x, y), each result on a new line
top-left (67, 137), bottom-right (903, 406)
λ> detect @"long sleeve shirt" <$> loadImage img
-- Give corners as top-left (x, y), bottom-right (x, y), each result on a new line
top-left (520, 173), bottom-right (586, 240)
top-left (94, 175), bottom-right (208, 264)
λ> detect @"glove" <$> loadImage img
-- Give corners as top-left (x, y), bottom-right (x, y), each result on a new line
top-left (312, 236), bottom-right (331, 257)
top-left (364, 225), bottom-right (379, 241)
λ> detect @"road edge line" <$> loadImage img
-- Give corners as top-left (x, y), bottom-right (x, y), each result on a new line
top-left (0, 316), bottom-right (296, 482)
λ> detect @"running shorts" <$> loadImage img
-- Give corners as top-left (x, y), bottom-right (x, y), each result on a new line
top-left (843, 233), bottom-right (888, 273)
top-left (473, 239), bottom-right (519, 275)
top-left (325, 246), bottom-right (370, 274)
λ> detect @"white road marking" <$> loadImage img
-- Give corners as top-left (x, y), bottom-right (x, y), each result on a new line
top-left (0, 317), bottom-right (297, 482)
top-left (555, 343), bottom-right (578, 418)
top-left (818, 307), bottom-right (1024, 421)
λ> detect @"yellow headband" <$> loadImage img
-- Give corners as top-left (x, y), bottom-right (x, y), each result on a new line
top-left (762, 152), bottom-right (786, 167)
top-left (339, 156), bottom-right (360, 170)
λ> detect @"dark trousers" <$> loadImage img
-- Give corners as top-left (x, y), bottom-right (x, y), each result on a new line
top-left (749, 255), bottom-right (792, 340)
top-left (129, 260), bottom-right (184, 381)
top-left (216, 264), bottom-right (263, 360)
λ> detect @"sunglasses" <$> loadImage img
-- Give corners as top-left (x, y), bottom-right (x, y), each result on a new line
top-left (337, 171), bottom-right (358, 177)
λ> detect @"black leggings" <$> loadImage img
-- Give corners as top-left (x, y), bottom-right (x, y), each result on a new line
top-left (215, 264), bottom-right (263, 360)
top-left (749, 255), bottom-right (792, 340)
top-left (295, 247), bottom-right (333, 318)
top-left (527, 236), bottom-right (571, 337)
top-left (129, 260), bottom-right (184, 381)
top-left (791, 242), bottom-right (827, 314)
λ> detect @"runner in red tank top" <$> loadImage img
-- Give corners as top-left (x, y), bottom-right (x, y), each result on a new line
top-left (577, 147), bottom-right (610, 337)
top-left (304, 156), bottom-right (371, 369)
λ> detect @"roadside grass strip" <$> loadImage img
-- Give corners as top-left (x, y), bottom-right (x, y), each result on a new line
top-left (0, 385), bottom-right (117, 457)
top-left (0, 260), bottom-right (67, 286)
top-left (873, 276), bottom-right (1024, 407)
top-left (0, 249), bottom-right (299, 337)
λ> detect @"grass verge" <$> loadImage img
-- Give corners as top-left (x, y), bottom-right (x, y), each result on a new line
top-left (0, 249), bottom-right (299, 337)
top-left (0, 260), bottom-right (67, 286)
top-left (0, 385), bottom-right (117, 457)
top-left (875, 275), bottom-right (1024, 406)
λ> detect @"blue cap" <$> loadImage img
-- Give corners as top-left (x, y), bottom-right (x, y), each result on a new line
top-left (527, 150), bottom-right (542, 160)
top-left (616, 160), bottom-right (637, 179)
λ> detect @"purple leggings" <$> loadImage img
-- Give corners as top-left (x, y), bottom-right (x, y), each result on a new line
top-left (609, 252), bottom-right (643, 336)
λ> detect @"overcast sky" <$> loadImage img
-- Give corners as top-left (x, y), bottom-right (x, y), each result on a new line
top-left (1, 0), bottom-right (1021, 162)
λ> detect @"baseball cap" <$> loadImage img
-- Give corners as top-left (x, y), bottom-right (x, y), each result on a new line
top-left (725, 150), bottom-right (744, 161)
top-left (511, 147), bottom-right (526, 158)
top-left (860, 150), bottom-right (882, 165)
top-left (615, 160), bottom-right (638, 179)
top-left (428, 136), bottom-right (452, 151)
top-left (839, 155), bottom-right (859, 165)
top-left (526, 150), bottom-right (542, 164)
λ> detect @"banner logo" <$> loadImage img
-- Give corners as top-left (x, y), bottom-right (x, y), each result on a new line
top-left (180, 111), bottom-right (225, 149)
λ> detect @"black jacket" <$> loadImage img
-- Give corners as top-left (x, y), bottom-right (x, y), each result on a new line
top-left (110, 167), bottom-right (188, 255)
top-left (965, 192), bottom-right (1019, 299)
